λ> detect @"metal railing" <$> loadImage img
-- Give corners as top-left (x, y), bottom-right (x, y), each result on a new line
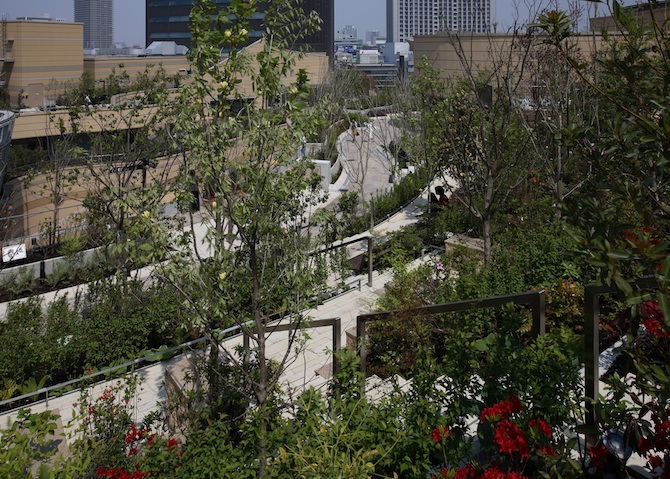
top-left (582, 277), bottom-right (658, 445)
top-left (355, 290), bottom-right (546, 396)
top-left (0, 311), bottom-right (345, 415)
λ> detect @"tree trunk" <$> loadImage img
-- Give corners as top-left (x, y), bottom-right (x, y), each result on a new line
top-left (250, 243), bottom-right (269, 478)
top-left (483, 169), bottom-right (494, 266)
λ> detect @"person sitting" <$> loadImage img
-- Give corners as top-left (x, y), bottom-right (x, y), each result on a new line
top-left (433, 185), bottom-right (449, 208)
top-left (438, 186), bottom-right (449, 207)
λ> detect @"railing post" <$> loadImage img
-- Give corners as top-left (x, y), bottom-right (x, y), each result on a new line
top-left (333, 318), bottom-right (341, 379)
top-left (357, 315), bottom-right (367, 397)
top-left (367, 236), bottom-right (373, 287)
top-left (584, 285), bottom-right (601, 447)
top-left (531, 289), bottom-right (546, 338)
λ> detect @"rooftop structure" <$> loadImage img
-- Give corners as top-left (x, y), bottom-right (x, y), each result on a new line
top-left (75, 0), bottom-right (114, 50)
top-left (15, 15), bottom-right (66, 23)
top-left (0, 20), bottom-right (84, 109)
top-left (336, 25), bottom-right (358, 40)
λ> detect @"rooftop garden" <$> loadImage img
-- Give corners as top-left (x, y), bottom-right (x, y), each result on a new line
top-left (0, 1), bottom-right (669, 478)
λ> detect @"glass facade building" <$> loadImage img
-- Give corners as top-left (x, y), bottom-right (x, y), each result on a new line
top-left (146, 0), bottom-right (333, 57)
top-left (74, 0), bottom-right (114, 49)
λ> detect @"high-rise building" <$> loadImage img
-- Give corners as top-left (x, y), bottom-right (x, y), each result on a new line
top-left (74, 0), bottom-right (113, 49)
top-left (387, 0), bottom-right (495, 42)
top-left (146, 0), bottom-right (333, 58)
top-left (336, 25), bottom-right (358, 41)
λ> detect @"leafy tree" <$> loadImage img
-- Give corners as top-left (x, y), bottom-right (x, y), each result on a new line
top-left (154, 0), bottom-right (326, 475)
top-left (537, 3), bottom-right (670, 473)
top-left (521, 30), bottom-right (599, 217)
top-left (55, 64), bottom-right (181, 277)
top-left (412, 31), bottom-right (537, 265)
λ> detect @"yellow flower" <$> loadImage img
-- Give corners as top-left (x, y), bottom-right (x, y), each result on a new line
top-left (289, 86), bottom-right (298, 94)
top-left (141, 210), bottom-right (150, 219)
top-left (224, 29), bottom-right (232, 38)
top-left (219, 272), bottom-right (227, 281)
top-left (211, 201), bottom-right (217, 209)
top-left (220, 81), bottom-right (229, 89)
top-left (239, 28), bottom-right (248, 36)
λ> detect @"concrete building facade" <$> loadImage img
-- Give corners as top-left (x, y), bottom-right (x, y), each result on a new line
top-left (411, 31), bottom-right (608, 85)
top-left (74, 0), bottom-right (114, 50)
top-left (0, 110), bottom-right (15, 192)
top-left (0, 21), bottom-right (84, 109)
top-left (387, 0), bottom-right (495, 43)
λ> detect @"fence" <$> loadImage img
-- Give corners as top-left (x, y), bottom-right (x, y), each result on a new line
top-left (355, 290), bottom-right (547, 396)
top-left (582, 277), bottom-right (658, 445)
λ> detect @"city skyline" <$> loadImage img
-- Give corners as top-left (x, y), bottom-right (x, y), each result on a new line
top-left (0, 0), bottom-right (613, 48)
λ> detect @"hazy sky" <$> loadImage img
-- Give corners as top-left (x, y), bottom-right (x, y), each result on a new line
top-left (0, 0), bottom-right (605, 48)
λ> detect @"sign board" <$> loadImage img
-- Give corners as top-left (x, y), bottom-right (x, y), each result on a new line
top-left (2, 243), bottom-right (27, 263)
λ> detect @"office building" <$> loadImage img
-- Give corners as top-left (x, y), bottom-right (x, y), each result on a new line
top-left (387, 0), bottom-right (495, 43)
top-left (74, 0), bottom-right (114, 49)
top-left (337, 25), bottom-right (358, 41)
top-left (146, 0), bottom-right (334, 58)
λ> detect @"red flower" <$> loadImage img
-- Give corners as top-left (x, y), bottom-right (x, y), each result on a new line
top-left (432, 425), bottom-right (451, 443)
top-left (125, 423), bottom-right (147, 445)
top-left (168, 438), bottom-right (179, 450)
top-left (507, 396), bottom-right (522, 414)
top-left (643, 317), bottom-right (670, 340)
top-left (455, 464), bottom-right (476, 479)
top-left (589, 443), bottom-right (608, 468)
top-left (436, 468), bottom-right (449, 478)
top-left (494, 420), bottom-right (529, 458)
top-left (481, 396), bottom-right (523, 422)
top-left (529, 418), bottom-right (552, 437)
top-left (538, 445), bottom-right (556, 456)
top-left (127, 448), bottom-right (137, 456)
top-left (638, 436), bottom-right (653, 456)
top-left (649, 455), bottom-right (663, 469)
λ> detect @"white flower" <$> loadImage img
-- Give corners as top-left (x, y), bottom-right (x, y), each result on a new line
top-left (224, 30), bottom-right (232, 38)
top-left (239, 28), bottom-right (248, 36)
top-left (219, 272), bottom-right (227, 281)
